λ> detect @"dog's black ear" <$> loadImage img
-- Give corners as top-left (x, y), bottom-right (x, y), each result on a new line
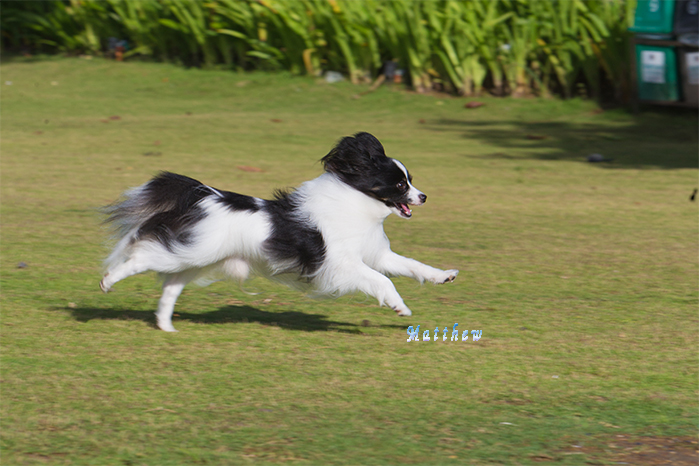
top-left (321, 132), bottom-right (387, 177)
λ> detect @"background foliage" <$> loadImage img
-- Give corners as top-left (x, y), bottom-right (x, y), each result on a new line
top-left (2, 0), bottom-right (636, 100)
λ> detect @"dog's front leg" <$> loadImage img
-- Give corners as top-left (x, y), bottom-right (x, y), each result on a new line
top-left (352, 265), bottom-right (413, 316)
top-left (374, 252), bottom-right (458, 285)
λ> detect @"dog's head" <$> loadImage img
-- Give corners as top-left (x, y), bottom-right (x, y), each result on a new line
top-left (321, 132), bottom-right (426, 218)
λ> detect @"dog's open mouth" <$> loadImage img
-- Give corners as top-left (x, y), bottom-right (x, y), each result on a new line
top-left (394, 202), bottom-right (412, 218)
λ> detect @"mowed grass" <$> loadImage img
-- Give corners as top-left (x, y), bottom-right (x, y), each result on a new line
top-left (1, 56), bottom-right (697, 465)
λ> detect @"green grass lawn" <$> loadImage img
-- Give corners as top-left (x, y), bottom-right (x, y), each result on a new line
top-left (1, 56), bottom-right (697, 465)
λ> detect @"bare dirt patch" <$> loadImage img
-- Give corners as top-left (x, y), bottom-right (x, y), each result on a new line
top-left (559, 435), bottom-right (698, 465)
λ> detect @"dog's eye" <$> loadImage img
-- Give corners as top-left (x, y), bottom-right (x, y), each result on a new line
top-left (396, 181), bottom-right (407, 190)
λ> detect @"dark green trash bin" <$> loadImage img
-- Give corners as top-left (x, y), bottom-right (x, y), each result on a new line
top-left (679, 49), bottom-right (699, 104)
top-left (674, 0), bottom-right (699, 34)
top-left (631, 0), bottom-right (677, 34)
top-left (635, 45), bottom-right (680, 101)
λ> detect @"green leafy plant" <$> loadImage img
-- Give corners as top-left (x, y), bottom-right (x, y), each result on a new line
top-left (1, 0), bottom-right (637, 101)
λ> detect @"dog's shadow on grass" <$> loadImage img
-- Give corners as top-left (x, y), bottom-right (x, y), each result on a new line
top-left (58, 305), bottom-right (406, 333)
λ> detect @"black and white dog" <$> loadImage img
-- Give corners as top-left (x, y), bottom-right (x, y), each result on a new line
top-left (101, 132), bottom-right (458, 331)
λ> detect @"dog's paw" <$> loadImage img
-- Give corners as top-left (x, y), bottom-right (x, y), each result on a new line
top-left (99, 276), bottom-right (111, 293)
top-left (443, 269), bottom-right (459, 283)
top-left (433, 269), bottom-right (459, 285)
top-left (393, 305), bottom-right (412, 317)
top-left (156, 318), bottom-right (178, 333)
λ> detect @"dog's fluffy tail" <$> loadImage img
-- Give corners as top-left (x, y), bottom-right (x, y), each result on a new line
top-left (102, 172), bottom-right (211, 269)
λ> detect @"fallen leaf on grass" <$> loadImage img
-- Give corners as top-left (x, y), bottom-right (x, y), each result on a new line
top-left (34, 131), bottom-right (43, 135)
top-left (270, 118), bottom-right (283, 123)
top-left (153, 140), bottom-right (161, 146)
top-left (109, 115), bottom-right (121, 120)
top-left (237, 165), bottom-right (264, 173)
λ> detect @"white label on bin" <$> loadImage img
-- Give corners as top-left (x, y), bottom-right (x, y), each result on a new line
top-left (687, 52), bottom-right (699, 85)
top-left (641, 51), bottom-right (666, 84)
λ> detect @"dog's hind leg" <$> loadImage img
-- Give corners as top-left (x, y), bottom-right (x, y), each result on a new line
top-left (155, 272), bottom-right (196, 332)
top-left (100, 256), bottom-right (151, 292)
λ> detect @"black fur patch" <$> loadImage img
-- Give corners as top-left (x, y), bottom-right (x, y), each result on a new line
top-left (216, 191), bottom-right (260, 212)
top-left (321, 132), bottom-right (412, 207)
top-left (112, 172), bottom-right (259, 252)
top-left (262, 190), bottom-right (326, 278)
top-left (134, 172), bottom-right (210, 251)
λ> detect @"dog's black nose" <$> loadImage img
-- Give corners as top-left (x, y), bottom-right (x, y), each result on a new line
top-left (419, 193), bottom-right (427, 203)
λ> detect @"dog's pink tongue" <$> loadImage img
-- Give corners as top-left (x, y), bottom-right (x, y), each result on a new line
top-left (400, 204), bottom-right (411, 216)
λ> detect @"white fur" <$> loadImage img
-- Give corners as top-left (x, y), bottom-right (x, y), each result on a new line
top-left (102, 172), bottom-right (458, 331)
